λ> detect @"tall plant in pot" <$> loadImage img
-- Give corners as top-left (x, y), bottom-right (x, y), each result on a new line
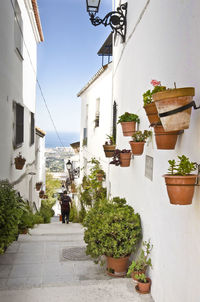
top-left (118, 112), bottom-right (140, 136)
top-left (110, 149), bottom-right (132, 167)
top-left (143, 80), bottom-right (166, 126)
top-left (129, 130), bottom-right (152, 155)
top-left (83, 197), bottom-right (142, 277)
top-left (164, 155), bottom-right (197, 205)
top-left (103, 135), bottom-right (116, 158)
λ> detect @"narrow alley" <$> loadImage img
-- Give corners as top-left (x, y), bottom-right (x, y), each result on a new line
top-left (0, 219), bottom-right (153, 302)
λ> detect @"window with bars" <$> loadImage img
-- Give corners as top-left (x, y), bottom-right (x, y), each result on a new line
top-left (30, 112), bottom-right (35, 145)
top-left (14, 102), bottom-right (24, 147)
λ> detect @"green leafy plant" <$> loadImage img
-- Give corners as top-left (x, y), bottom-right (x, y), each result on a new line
top-left (110, 149), bottom-right (131, 166)
top-left (135, 273), bottom-right (148, 283)
top-left (105, 134), bottom-right (116, 145)
top-left (131, 130), bottom-right (152, 142)
top-left (83, 197), bottom-right (141, 262)
top-left (118, 112), bottom-right (140, 124)
top-left (168, 155), bottom-right (196, 176)
top-left (127, 240), bottom-right (153, 277)
top-left (143, 80), bottom-right (166, 106)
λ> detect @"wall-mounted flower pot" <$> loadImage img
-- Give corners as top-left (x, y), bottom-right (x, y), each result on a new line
top-left (39, 190), bottom-right (45, 198)
top-left (143, 102), bottom-right (160, 126)
top-left (103, 144), bottom-right (116, 158)
top-left (120, 121), bottom-right (136, 136)
top-left (129, 141), bottom-right (145, 155)
top-left (135, 278), bottom-right (151, 294)
top-left (96, 173), bottom-right (104, 182)
top-left (36, 182), bottom-right (42, 191)
top-left (14, 156), bottom-right (26, 170)
top-left (154, 125), bottom-right (180, 150)
top-left (163, 174), bottom-right (197, 205)
top-left (120, 152), bottom-right (131, 167)
top-left (152, 87), bottom-right (195, 131)
top-left (106, 256), bottom-right (130, 277)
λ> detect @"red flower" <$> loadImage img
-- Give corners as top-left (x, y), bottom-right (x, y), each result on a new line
top-left (151, 79), bottom-right (161, 87)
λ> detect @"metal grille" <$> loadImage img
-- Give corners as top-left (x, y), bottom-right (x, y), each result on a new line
top-left (62, 247), bottom-right (91, 261)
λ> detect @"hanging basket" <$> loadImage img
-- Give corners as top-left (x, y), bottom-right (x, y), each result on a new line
top-left (103, 144), bottom-right (116, 158)
top-left (154, 125), bottom-right (180, 150)
top-left (143, 102), bottom-right (160, 126)
top-left (14, 156), bottom-right (26, 170)
top-left (120, 121), bottom-right (136, 136)
top-left (120, 152), bottom-right (131, 167)
top-left (152, 87), bottom-right (195, 131)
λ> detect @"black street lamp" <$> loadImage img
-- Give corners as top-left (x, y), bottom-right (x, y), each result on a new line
top-left (86, 0), bottom-right (128, 42)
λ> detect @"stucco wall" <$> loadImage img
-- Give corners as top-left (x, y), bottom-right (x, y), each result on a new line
top-left (111, 1), bottom-right (200, 302)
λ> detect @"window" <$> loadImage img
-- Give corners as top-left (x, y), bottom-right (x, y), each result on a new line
top-left (95, 98), bottom-right (100, 127)
top-left (30, 112), bottom-right (35, 145)
top-left (14, 0), bottom-right (23, 59)
top-left (14, 102), bottom-right (24, 147)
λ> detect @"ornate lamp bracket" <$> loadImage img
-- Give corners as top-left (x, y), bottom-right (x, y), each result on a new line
top-left (89, 3), bottom-right (128, 43)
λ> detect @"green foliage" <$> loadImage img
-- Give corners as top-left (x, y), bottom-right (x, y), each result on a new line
top-left (135, 273), bottom-right (147, 283)
top-left (39, 200), bottom-right (55, 223)
top-left (168, 155), bottom-right (196, 176)
top-left (118, 112), bottom-right (140, 124)
top-left (105, 134), bottom-right (116, 145)
top-left (83, 197), bottom-right (142, 262)
top-left (45, 173), bottom-right (61, 200)
top-left (143, 85), bottom-right (166, 106)
top-left (0, 180), bottom-right (23, 253)
top-left (127, 240), bottom-right (153, 276)
top-left (18, 204), bottom-right (35, 231)
top-left (131, 130), bottom-right (152, 142)
top-left (69, 202), bottom-right (79, 223)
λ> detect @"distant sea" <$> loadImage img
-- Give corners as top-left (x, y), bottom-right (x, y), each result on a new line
top-left (45, 131), bottom-right (80, 148)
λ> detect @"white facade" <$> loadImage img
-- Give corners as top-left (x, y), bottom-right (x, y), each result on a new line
top-left (0, 0), bottom-right (44, 210)
top-left (79, 1), bottom-right (200, 301)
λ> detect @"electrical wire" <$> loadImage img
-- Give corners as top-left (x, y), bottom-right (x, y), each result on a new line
top-left (10, 0), bottom-right (66, 151)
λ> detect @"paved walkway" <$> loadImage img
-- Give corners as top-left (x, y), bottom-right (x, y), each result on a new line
top-left (0, 218), bottom-right (154, 302)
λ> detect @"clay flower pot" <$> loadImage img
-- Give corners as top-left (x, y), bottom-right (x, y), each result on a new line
top-left (103, 144), bottom-right (116, 158)
top-left (120, 121), bottom-right (136, 136)
top-left (96, 173), bottom-right (104, 182)
top-left (39, 190), bottom-right (45, 198)
top-left (143, 102), bottom-right (160, 126)
top-left (120, 152), bottom-right (131, 167)
top-left (14, 155), bottom-right (26, 170)
top-left (131, 269), bottom-right (146, 281)
top-left (154, 125), bottom-right (179, 150)
top-left (152, 87), bottom-right (195, 131)
top-left (36, 182), bottom-right (42, 191)
top-left (163, 174), bottom-right (197, 205)
top-left (129, 141), bottom-right (145, 155)
top-left (136, 278), bottom-right (151, 294)
top-left (106, 256), bottom-right (130, 277)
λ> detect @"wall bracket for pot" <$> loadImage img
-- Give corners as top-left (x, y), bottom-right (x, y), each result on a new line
top-left (195, 163), bottom-right (200, 186)
top-left (159, 100), bottom-right (200, 118)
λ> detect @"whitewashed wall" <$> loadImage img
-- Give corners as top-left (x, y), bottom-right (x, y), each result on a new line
top-left (0, 1), bottom-right (42, 208)
top-left (111, 1), bottom-right (200, 302)
top-left (79, 63), bottom-right (113, 179)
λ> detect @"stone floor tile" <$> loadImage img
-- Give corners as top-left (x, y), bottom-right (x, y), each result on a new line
top-left (6, 277), bottom-right (42, 289)
top-left (0, 253), bottom-right (17, 265)
top-left (0, 265), bottom-right (12, 278)
top-left (9, 264), bottom-right (43, 278)
top-left (14, 253), bottom-right (43, 264)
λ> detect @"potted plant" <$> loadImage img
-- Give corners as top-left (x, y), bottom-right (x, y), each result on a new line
top-left (103, 135), bottom-right (116, 158)
top-left (135, 273), bottom-right (151, 294)
top-left (118, 112), bottom-right (140, 136)
top-left (143, 80), bottom-right (166, 126)
top-left (14, 153), bottom-right (26, 170)
top-left (127, 240), bottom-right (153, 281)
top-left (96, 169), bottom-right (106, 182)
top-left (110, 149), bottom-right (132, 167)
top-left (129, 130), bottom-right (152, 155)
top-left (89, 158), bottom-right (106, 182)
top-left (153, 123), bottom-right (180, 150)
top-left (39, 190), bottom-right (45, 198)
top-left (152, 85), bottom-right (195, 131)
top-left (164, 155), bottom-right (197, 205)
top-left (36, 182), bottom-right (43, 191)
top-left (83, 197), bottom-right (142, 277)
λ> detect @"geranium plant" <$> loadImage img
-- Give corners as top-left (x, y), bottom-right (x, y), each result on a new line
top-left (143, 80), bottom-right (166, 106)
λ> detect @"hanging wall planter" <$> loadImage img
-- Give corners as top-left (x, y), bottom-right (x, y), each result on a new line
top-left (14, 153), bottom-right (26, 170)
top-left (143, 102), bottom-right (160, 126)
top-left (36, 182), bottom-right (43, 191)
top-left (118, 112), bottom-right (140, 136)
top-left (120, 151), bottom-right (131, 167)
top-left (39, 190), bottom-right (45, 199)
top-left (152, 87), bottom-right (197, 131)
top-left (129, 131), bottom-right (152, 156)
top-left (103, 135), bottom-right (116, 158)
top-left (154, 124), bottom-right (180, 150)
top-left (163, 155), bottom-right (197, 205)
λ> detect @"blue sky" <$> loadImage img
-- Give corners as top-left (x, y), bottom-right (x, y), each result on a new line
top-left (36, 0), bottom-right (112, 133)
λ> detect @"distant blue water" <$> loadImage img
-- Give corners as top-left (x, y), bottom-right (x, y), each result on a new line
top-left (45, 131), bottom-right (80, 148)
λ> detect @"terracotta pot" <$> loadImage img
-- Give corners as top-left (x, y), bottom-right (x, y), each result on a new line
top-left (120, 121), bottom-right (136, 136)
top-left (152, 87), bottom-right (195, 131)
top-left (154, 125), bottom-right (179, 150)
top-left (143, 102), bottom-right (160, 125)
top-left (106, 256), bottom-right (130, 277)
top-left (164, 174), bottom-right (197, 205)
top-left (20, 228), bottom-right (28, 234)
top-left (14, 157), bottom-right (26, 170)
top-left (120, 152), bottom-right (131, 167)
top-left (36, 183), bottom-right (42, 191)
top-left (136, 278), bottom-right (151, 294)
top-left (59, 214), bottom-right (62, 221)
top-left (103, 144), bottom-right (116, 158)
top-left (129, 141), bottom-right (145, 155)
top-left (39, 191), bottom-right (45, 198)
top-left (97, 173), bottom-right (104, 182)
top-left (131, 269), bottom-right (146, 281)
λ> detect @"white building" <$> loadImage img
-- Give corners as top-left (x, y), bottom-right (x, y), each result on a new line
top-left (0, 0), bottom-right (44, 210)
top-left (79, 1), bottom-right (200, 301)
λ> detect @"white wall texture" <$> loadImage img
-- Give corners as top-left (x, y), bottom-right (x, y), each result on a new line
top-left (0, 0), bottom-right (43, 209)
top-left (110, 1), bottom-right (200, 302)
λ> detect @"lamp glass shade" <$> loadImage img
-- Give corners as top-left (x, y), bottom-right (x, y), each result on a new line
top-left (86, 0), bottom-right (101, 13)
top-left (66, 160), bottom-right (72, 171)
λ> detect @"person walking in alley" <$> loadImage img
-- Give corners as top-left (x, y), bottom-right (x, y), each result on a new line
top-left (60, 190), bottom-right (72, 224)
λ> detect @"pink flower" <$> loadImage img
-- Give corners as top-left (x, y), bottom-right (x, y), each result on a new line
top-left (151, 79), bottom-right (161, 87)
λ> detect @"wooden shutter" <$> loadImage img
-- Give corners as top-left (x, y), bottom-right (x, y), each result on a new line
top-left (16, 103), bottom-right (24, 146)
top-left (112, 101), bottom-right (117, 143)
top-left (30, 112), bottom-right (35, 145)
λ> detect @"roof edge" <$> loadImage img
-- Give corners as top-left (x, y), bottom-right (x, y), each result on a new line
top-left (31, 0), bottom-right (44, 42)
